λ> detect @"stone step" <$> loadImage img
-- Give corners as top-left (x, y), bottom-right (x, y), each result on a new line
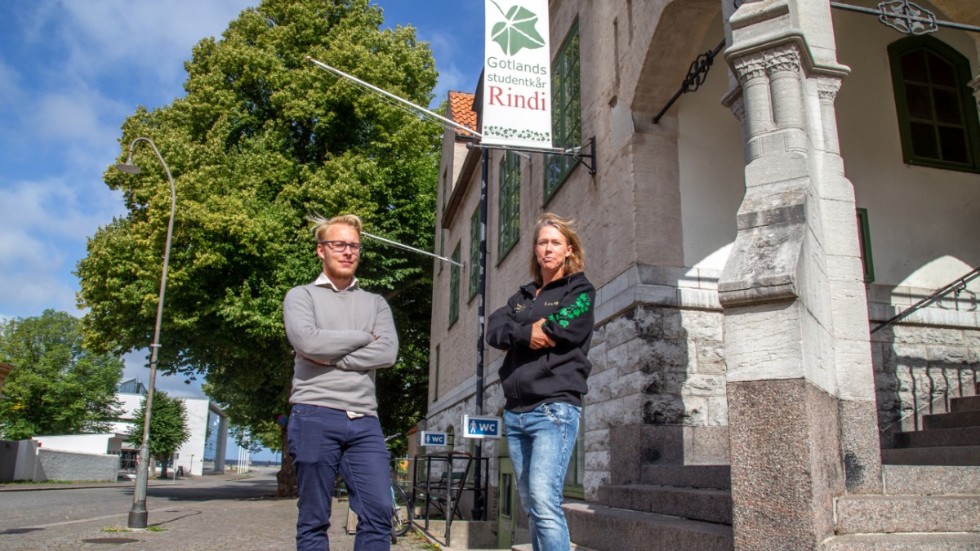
top-left (881, 446), bottom-right (980, 466)
top-left (640, 464), bottom-right (731, 490)
top-left (823, 532), bottom-right (980, 550)
top-left (513, 544), bottom-right (597, 551)
top-left (950, 394), bottom-right (980, 413)
top-left (882, 464), bottom-right (980, 495)
top-left (834, 495), bottom-right (980, 535)
top-left (598, 483), bottom-right (732, 524)
top-left (893, 426), bottom-right (980, 448)
top-left (563, 501), bottom-right (733, 551)
top-left (922, 410), bottom-right (980, 430)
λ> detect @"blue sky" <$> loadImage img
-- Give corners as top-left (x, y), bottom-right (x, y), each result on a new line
top-left (0, 1), bottom-right (483, 399)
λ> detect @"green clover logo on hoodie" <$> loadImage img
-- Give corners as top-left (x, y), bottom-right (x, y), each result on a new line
top-left (490, 1), bottom-right (546, 56)
top-left (548, 293), bottom-right (592, 328)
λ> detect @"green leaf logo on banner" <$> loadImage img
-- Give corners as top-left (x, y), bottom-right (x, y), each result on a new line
top-left (490, 1), bottom-right (546, 56)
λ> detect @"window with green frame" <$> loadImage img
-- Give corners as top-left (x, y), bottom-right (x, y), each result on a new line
top-left (544, 21), bottom-right (581, 201)
top-left (888, 35), bottom-right (980, 173)
top-left (856, 208), bottom-right (875, 283)
top-left (441, 168), bottom-right (449, 210)
top-left (449, 242), bottom-right (461, 327)
top-left (469, 206), bottom-right (481, 300)
top-left (498, 152), bottom-right (521, 260)
top-left (438, 229), bottom-right (445, 275)
top-left (433, 345), bottom-right (440, 402)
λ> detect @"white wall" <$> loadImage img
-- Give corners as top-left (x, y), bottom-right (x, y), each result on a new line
top-left (174, 398), bottom-right (211, 476)
top-left (678, 16), bottom-right (744, 273)
top-left (33, 433), bottom-right (125, 455)
top-left (834, 2), bottom-right (980, 292)
top-left (111, 392), bottom-right (225, 476)
top-left (37, 448), bottom-right (119, 482)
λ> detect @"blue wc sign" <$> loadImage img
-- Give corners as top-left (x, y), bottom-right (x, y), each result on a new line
top-left (420, 431), bottom-right (448, 447)
top-left (463, 415), bottom-right (502, 439)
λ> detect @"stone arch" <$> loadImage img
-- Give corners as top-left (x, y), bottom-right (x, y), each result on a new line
top-left (631, 0), bottom-right (722, 116)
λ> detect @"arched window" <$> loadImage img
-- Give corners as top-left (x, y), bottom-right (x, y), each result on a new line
top-left (888, 35), bottom-right (980, 173)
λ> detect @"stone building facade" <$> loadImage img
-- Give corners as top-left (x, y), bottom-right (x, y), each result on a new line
top-left (425, 1), bottom-right (980, 549)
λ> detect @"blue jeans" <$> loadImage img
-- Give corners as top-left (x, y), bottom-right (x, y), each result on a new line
top-left (287, 404), bottom-right (391, 551)
top-left (504, 402), bottom-right (581, 551)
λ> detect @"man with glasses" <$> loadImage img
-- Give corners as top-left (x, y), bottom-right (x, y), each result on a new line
top-left (283, 214), bottom-right (399, 551)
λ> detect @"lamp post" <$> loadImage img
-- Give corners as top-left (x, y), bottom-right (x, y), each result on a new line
top-left (114, 136), bottom-right (176, 529)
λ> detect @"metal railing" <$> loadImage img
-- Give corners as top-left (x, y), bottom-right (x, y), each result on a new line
top-left (410, 451), bottom-right (490, 546)
top-left (871, 266), bottom-right (980, 334)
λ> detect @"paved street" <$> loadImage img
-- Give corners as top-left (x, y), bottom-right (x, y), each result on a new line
top-left (0, 467), bottom-right (436, 550)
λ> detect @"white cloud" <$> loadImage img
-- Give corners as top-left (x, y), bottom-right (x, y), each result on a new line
top-left (0, 272), bottom-right (78, 321)
top-left (54, 1), bottom-right (257, 86)
top-left (0, 176), bottom-right (120, 247)
top-left (123, 350), bottom-right (207, 400)
top-left (30, 93), bottom-right (106, 142)
top-left (0, 176), bottom-right (123, 319)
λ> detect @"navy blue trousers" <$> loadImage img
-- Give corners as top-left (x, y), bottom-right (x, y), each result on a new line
top-left (287, 404), bottom-right (391, 551)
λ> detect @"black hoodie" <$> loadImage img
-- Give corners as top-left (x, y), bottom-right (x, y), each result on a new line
top-left (486, 271), bottom-right (595, 412)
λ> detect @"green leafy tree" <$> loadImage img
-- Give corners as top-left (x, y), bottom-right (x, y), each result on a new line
top-left (0, 310), bottom-right (123, 440)
top-left (128, 391), bottom-right (190, 479)
top-left (77, 0), bottom-right (438, 494)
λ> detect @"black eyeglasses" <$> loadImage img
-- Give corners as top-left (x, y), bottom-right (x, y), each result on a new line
top-left (319, 240), bottom-right (363, 253)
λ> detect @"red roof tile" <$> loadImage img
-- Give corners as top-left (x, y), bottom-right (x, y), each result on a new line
top-left (448, 91), bottom-right (478, 135)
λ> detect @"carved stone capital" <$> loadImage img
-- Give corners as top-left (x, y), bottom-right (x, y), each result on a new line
top-left (817, 78), bottom-right (842, 102)
top-left (765, 44), bottom-right (801, 76)
top-left (732, 55), bottom-right (768, 84)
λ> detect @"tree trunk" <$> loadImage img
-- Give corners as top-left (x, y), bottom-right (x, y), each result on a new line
top-left (277, 427), bottom-right (297, 497)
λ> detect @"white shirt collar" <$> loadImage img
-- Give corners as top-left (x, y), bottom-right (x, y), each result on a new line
top-left (314, 272), bottom-right (358, 292)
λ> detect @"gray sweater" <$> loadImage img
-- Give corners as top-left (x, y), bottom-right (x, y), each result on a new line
top-left (283, 281), bottom-right (398, 415)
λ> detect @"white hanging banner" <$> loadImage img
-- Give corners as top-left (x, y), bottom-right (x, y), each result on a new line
top-left (482, 0), bottom-right (551, 148)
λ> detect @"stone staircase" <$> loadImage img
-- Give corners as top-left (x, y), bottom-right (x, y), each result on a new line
top-left (565, 464), bottom-right (733, 551)
top-left (824, 383), bottom-right (980, 548)
top-left (562, 462), bottom-right (980, 551)
top-left (549, 383), bottom-right (980, 550)
top-left (882, 382), bottom-right (980, 466)
top-left (824, 465), bottom-right (980, 549)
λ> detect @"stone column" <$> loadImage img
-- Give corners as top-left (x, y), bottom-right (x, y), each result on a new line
top-left (813, 76), bottom-right (883, 494)
top-left (719, 1), bottom-right (879, 549)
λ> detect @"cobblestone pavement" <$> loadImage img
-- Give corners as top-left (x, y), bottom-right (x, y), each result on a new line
top-left (0, 469), bottom-right (437, 551)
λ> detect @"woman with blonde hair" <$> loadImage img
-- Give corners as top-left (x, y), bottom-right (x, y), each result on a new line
top-left (486, 212), bottom-right (595, 551)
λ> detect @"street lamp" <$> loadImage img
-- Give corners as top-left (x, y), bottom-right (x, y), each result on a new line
top-left (114, 136), bottom-right (176, 529)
